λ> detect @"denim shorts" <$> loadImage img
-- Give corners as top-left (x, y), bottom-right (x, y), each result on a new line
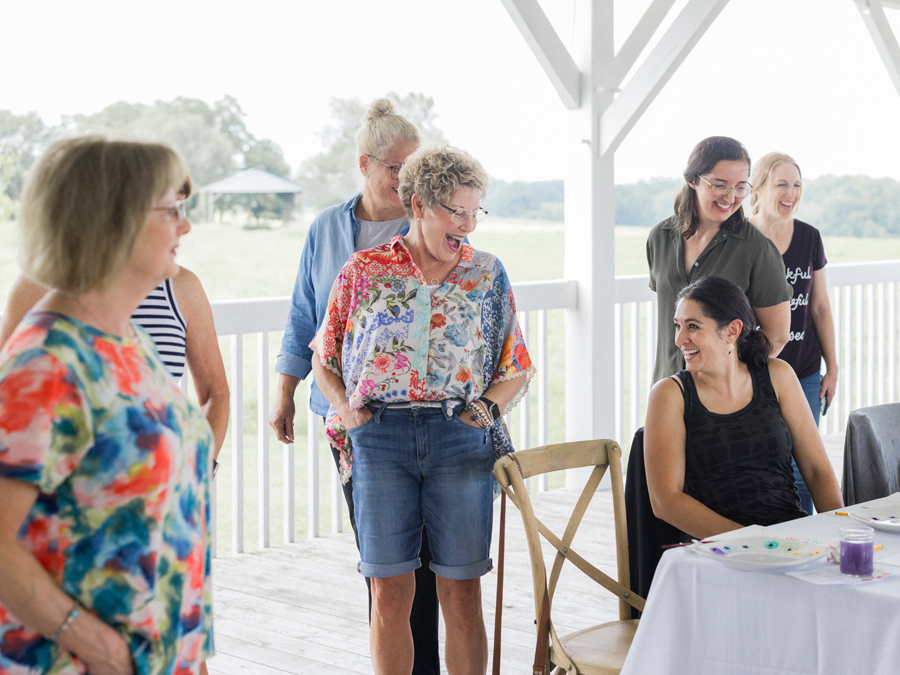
top-left (348, 400), bottom-right (494, 580)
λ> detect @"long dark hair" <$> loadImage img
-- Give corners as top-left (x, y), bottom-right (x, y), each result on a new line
top-left (677, 276), bottom-right (770, 370)
top-left (673, 136), bottom-right (751, 239)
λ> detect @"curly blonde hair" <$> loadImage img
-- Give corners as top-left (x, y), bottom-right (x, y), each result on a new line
top-left (398, 145), bottom-right (488, 218)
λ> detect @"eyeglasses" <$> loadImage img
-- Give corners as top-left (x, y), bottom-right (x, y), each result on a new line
top-left (153, 200), bottom-right (187, 223)
top-left (367, 154), bottom-right (403, 179)
top-left (698, 175), bottom-right (751, 200)
top-left (440, 203), bottom-right (488, 225)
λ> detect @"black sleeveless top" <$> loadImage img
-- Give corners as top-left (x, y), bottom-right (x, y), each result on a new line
top-left (673, 363), bottom-right (807, 528)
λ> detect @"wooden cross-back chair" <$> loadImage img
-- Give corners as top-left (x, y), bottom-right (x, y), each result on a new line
top-left (493, 439), bottom-right (644, 675)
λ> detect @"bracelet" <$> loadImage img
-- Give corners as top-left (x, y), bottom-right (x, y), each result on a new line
top-left (47, 604), bottom-right (79, 641)
top-left (467, 400), bottom-right (494, 429)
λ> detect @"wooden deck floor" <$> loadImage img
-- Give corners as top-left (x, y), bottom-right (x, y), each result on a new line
top-left (206, 433), bottom-right (846, 675)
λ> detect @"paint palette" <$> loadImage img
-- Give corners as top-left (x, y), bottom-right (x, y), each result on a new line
top-left (848, 504), bottom-right (900, 533)
top-left (692, 536), bottom-right (829, 571)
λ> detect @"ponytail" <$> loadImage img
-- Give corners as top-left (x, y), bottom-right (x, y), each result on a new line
top-left (737, 327), bottom-right (771, 370)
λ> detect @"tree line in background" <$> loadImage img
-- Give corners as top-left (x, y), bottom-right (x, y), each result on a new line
top-left (0, 97), bottom-right (291, 222)
top-left (3, 94), bottom-right (900, 236)
top-left (490, 175), bottom-right (900, 237)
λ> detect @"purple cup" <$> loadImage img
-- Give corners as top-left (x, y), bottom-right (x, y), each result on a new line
top-left (839, 526), bottom-right (875, 577)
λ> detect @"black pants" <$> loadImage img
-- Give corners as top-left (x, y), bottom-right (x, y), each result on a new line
top-left (330, 445), bottom-right (441, 675)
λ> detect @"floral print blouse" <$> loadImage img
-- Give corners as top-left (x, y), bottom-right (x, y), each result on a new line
top-left (312, 237), bottom-right (535, 482)
top-left (0, 312), bottom-right (213, 675)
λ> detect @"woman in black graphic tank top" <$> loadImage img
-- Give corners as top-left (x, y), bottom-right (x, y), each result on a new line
top-left (750, 152), bottom-right (839, 516)
top-left (644, 276), bottom-right (842, 539)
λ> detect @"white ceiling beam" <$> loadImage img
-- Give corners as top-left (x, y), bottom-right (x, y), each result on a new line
top-left (610, 0), bottom-right (677, 90)
top-left (499, 0), bottom-right (582, 109)
top-left (598, 0), bottom-right (730, 158)
top-left (855, 0), bottom-right (900, 97)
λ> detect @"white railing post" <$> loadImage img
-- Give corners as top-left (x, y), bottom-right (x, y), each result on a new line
top-left (257, 333), bottom-right (270, 549)
top-left (843, 286), bottom-right (853, 424)
top-left (519, 312), bottom-right (532, 453)
top-left (308, 388), bottom-right (320, 540)
top-left (867, 284), bottom-right (875, 407)
top-left (331, 455), bottom-right (343, 535)
top-left (614, 303), bottom-right (623, 446)
top-left (889, 283), bottom-right (896, 403)
top-left (230, 334), bottom-right (244, 554)
top-left (877, 283), bottom-right (885, 404)
top-left (284, 441), bottom-right (295, 544)
top-left (537, 309), bottom-right (549, 491)
top-left (629, 301), bottom-right (639, 444)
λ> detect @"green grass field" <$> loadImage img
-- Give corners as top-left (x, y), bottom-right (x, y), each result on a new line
top-left (3, 215), bottom-right (898, 548)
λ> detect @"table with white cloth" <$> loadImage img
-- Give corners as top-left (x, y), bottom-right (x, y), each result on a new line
top-left (620, 494), bottom-right (900, 675)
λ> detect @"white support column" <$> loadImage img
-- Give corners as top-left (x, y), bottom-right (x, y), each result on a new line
top-left (564, 0), bottom-right (616, 490)
top-left (855, 0), bottom-right (900, 98)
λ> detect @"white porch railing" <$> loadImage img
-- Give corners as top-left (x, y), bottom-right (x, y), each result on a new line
top-left (205, 261), bottom-right (900, 556)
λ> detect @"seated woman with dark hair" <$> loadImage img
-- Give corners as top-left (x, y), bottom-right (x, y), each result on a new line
top-left (644, 276), bottom-right (842, 539)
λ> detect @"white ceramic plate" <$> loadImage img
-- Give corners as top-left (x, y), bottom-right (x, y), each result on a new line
top-left (692, 536), bottom-right (829, 571)
top-left (848, 504), bottom-right (900, 532)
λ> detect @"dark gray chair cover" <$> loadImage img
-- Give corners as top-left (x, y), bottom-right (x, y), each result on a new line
top-left (841, 403), bottom-right (900, 506)
top-left (625, 428), bottom-right (684, 619)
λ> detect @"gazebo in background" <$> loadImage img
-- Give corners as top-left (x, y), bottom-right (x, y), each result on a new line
top-left (198, 168), bottom-right (302, 225)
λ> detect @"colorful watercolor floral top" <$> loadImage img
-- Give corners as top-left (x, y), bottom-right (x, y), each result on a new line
top-left (0, 312), bottom-right (213, 675)
top-left (312, 236), bottom-right (535, 482)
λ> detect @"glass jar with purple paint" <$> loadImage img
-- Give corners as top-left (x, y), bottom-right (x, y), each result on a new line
top-left (839, 525), bottom-right (875, 577)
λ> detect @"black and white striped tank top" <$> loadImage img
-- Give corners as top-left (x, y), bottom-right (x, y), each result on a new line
top-left (131, 278), bottom-right (187, 378)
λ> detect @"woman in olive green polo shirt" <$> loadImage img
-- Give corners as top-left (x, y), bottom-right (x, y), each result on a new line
top-left (646, 136), bottom-right (792, 383)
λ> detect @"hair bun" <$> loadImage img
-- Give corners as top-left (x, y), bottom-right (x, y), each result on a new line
top-left (367, 98), bottom-right (395, 121)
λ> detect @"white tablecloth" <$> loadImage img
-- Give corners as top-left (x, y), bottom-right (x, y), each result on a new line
top-left (620, 495), bottom-right (900, 675)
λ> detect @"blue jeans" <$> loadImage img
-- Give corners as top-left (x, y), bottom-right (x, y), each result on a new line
top-left (349, 400), bottom-right (494, 580)
top-left (792, 371), bottom-right (821, 516)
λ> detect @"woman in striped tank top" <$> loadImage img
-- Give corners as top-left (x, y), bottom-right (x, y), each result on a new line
top-left (0, 178), bottom-right (229, 459)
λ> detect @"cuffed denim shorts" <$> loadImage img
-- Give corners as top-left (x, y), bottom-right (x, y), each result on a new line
top-left (348, 400), bottom-right (494, 580)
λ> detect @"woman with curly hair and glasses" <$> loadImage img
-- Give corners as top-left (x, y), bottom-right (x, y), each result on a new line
top-left (311, 145), bottom-right (534, 675)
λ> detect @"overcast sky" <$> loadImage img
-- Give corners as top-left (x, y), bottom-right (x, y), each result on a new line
top-left (2, 0), bottom-right (899, 184)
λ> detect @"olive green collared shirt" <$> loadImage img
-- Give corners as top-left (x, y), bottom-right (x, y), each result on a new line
top-left (646, 216), bottom-right (792, 383)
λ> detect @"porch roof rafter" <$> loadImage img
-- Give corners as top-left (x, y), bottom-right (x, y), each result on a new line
top-left (855, 0), bottom-right (900, 97)
top-left (598, 0), bottom-right (730, 159)
top-left (499, 0), bottom-right (582, 109)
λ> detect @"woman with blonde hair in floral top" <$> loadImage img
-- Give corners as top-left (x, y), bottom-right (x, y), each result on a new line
top-left (0, 136), bottom-right (212, 675)
top-left (312, 145), bottom-right (534, 675)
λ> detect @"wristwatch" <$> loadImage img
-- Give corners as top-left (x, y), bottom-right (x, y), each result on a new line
top-left (479, 396), bottom-right (501, 422)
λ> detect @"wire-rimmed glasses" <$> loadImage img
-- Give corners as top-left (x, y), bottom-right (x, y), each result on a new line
top-left (440, 203), bottom-right (488, 225)
top-left (153, 199), bottom-right (187, 223)
top-left (367, 154), bottom-right (403, 179)
top-left (698, 175), bottom-right (751, 200)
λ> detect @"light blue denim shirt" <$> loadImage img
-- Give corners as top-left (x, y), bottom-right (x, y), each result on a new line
top-left (275, 193), bottom-right (409, 416)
